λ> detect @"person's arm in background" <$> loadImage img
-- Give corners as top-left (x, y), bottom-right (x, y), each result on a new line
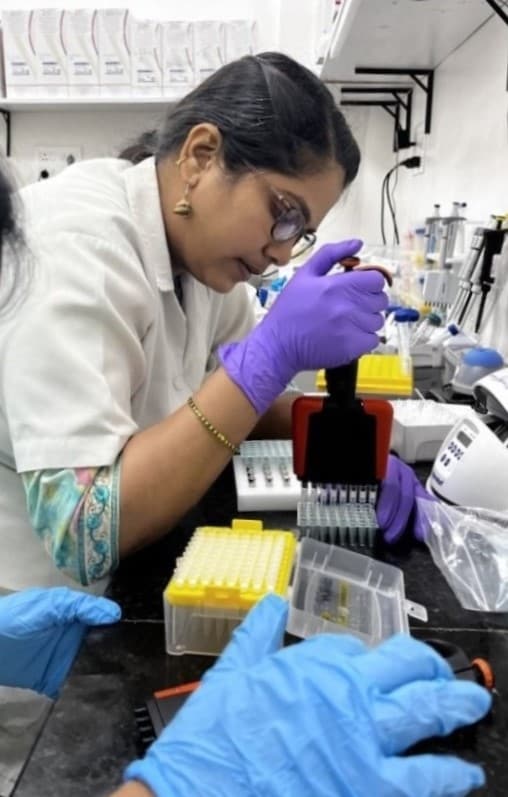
top-left (0, 589), bottom-right (120, 697)
top-left (108, 596), bottom-right (490, 797)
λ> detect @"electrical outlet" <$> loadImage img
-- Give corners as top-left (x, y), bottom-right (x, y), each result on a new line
top-left (34, 145), bottom-right (82, 182)
top-left (410, 124), bottom-right (426, 176)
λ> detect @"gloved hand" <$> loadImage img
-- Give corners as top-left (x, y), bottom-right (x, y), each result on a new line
top-left (0, 588), bottom-right (120, 698)
top-left (219, 240), bottom-right (388, 414)
top-left (378, 454), bottom-right (436, 543)
top-left (125, 595), bottom-right (490, 797)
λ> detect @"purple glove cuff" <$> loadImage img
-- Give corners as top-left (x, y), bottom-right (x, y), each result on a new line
top-left (377, 456), bottom-right (436, 544)
top-left (218, 338), bottom-right (289, 416)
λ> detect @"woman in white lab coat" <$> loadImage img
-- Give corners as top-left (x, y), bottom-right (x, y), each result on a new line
top-left (0, 147), bottom-right (490, 797)
top-left (0, 52), bottom-right (417, 593)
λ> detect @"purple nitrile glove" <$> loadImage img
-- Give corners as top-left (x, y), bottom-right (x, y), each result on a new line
top-left (219, 240), bottom-right (388, 415)
top-left (377, 454), bottom-right (436, 543)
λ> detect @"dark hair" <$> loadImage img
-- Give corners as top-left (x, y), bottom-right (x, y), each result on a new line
top-left (0, 163), bottom-right (26, 310)
top-left (119, 52), bottom-right (360, 185)
top-left (0, 167), bottom-right (19, 253)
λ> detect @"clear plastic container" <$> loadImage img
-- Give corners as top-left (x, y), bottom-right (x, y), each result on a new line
top-left (287, 538), bottom-right (427, 646)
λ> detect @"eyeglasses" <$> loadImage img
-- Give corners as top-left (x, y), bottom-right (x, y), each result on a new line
top-left (290, 231), bottom-right (317, 260)
top-left (265, 185), bottom-right (317, 260)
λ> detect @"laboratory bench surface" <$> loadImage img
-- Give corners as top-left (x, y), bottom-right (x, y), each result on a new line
top-left (14, 463), bottom-right (508, 797)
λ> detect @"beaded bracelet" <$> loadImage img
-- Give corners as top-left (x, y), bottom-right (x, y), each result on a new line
top-left (187, 396), bottom-right (239, 454)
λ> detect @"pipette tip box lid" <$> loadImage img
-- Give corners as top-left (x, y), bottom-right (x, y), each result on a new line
top-left (164, 519), bottom-right (296, 656)
top-left (287, 537), bottom-right (427, 646)
top-left (316, 354), bottom-right (413, 397)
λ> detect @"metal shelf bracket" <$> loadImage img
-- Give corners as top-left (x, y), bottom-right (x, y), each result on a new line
top-left (340, 86), bottom-right (414, 151)
top-left (354, 67), bottom-right (434, 135)
top-left (0, 109), bottom-right (12, 157)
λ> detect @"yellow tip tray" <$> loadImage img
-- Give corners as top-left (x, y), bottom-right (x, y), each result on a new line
top-left (165, 519), bottom-right (296, 610)
top-left (316, 354), bottom-right (413, 397)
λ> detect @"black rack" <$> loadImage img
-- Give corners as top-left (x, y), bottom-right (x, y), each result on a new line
top-left (340, 86), bottom-right (414, 151)
top-left (0, 109), bottom-right (11, 157)
top-left (354, 67), bottom-right (434, 136)
top-left (484, 0), bottom-right (508, 25)
top-left (327, 67), bottom-right (434, 153)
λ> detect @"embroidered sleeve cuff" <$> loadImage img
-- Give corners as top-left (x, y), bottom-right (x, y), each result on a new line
top-left (22, 462), bottom-right (121, 586)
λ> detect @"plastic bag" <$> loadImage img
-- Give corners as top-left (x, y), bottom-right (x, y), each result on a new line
top-left (416, 498), bottom-right (508, 612)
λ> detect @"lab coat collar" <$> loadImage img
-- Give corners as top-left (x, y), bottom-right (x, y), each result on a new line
top-left (123, 156), bottom-right (176, 294)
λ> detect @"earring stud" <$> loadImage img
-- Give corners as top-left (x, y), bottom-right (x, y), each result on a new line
top-left (173, 183), bottom-right (192, 216)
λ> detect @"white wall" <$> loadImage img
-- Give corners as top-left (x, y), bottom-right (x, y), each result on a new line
top-left (318, 14), bottom-right (508, 247)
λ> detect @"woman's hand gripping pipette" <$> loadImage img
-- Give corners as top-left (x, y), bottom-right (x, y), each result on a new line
top-left (219, 241), bottom-right (388, 416)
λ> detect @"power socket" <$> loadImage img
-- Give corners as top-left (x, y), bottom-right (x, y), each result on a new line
top-left (34, 145), bottom-right (82, 182)
top-left (411, 147), bottom-right (425, 176)
top-left (410, 126), bottom-right (426, 176)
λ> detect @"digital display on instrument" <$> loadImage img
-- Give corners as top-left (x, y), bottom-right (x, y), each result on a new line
top-left (456, 430), bottom-right (472, 448)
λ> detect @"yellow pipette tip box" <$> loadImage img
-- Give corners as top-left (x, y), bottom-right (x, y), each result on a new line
top-left (316, 354), bottom-right (413, 397)
top-left (164, 519), bottom-right (296, 656)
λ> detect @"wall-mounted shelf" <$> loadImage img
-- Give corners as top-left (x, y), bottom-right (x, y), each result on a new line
top-left (0, 96), bottom-right (176, 112)
top-left (0, 97), bottom-right (176, 153)
top-left (322, 0), bottom-right (494, 83)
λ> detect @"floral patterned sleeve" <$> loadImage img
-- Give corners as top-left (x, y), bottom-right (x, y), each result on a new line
top-left (21, 463), bottom-right (121, 585)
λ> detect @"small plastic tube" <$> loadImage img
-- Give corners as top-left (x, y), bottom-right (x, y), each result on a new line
top-left (394, 308), bottom-right (418, 372)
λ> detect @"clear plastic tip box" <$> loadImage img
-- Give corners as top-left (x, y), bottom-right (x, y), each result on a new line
top-left (287, 538), bottom-right (427, 646)
top-left (164, 519), bottom-right (296, 656)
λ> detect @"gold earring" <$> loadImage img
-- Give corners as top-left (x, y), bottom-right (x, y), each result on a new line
top-left (173, 183), bottom-right (192, 217)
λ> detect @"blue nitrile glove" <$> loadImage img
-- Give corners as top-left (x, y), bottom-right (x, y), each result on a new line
top-left (125, 595), bottom-right (490, 797)
top-left (219, 240), bottom-right (388, 415)
top-left (0, 588), bottom-right (120, 698)
top-left (378, 454), bottom-right (436, 543)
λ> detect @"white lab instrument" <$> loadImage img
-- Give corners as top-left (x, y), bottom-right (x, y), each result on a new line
top-left (441, 329), bottom-right (478, 384)
top-left (450, 347), bottom-right (504, 396)
top-left (480, 236), bottom-right (508, 360)
top-left (473, 367), bottom-right (508, 421)
top-left (422, 270), bottom-right (459, 312)
top-left (390, 400), bottom-right (476, 463)
top-left (427, 416), bottom-right (508, 510)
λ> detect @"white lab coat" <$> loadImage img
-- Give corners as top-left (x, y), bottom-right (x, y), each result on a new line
top-left (0, 157), bottom-right (255, 593)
